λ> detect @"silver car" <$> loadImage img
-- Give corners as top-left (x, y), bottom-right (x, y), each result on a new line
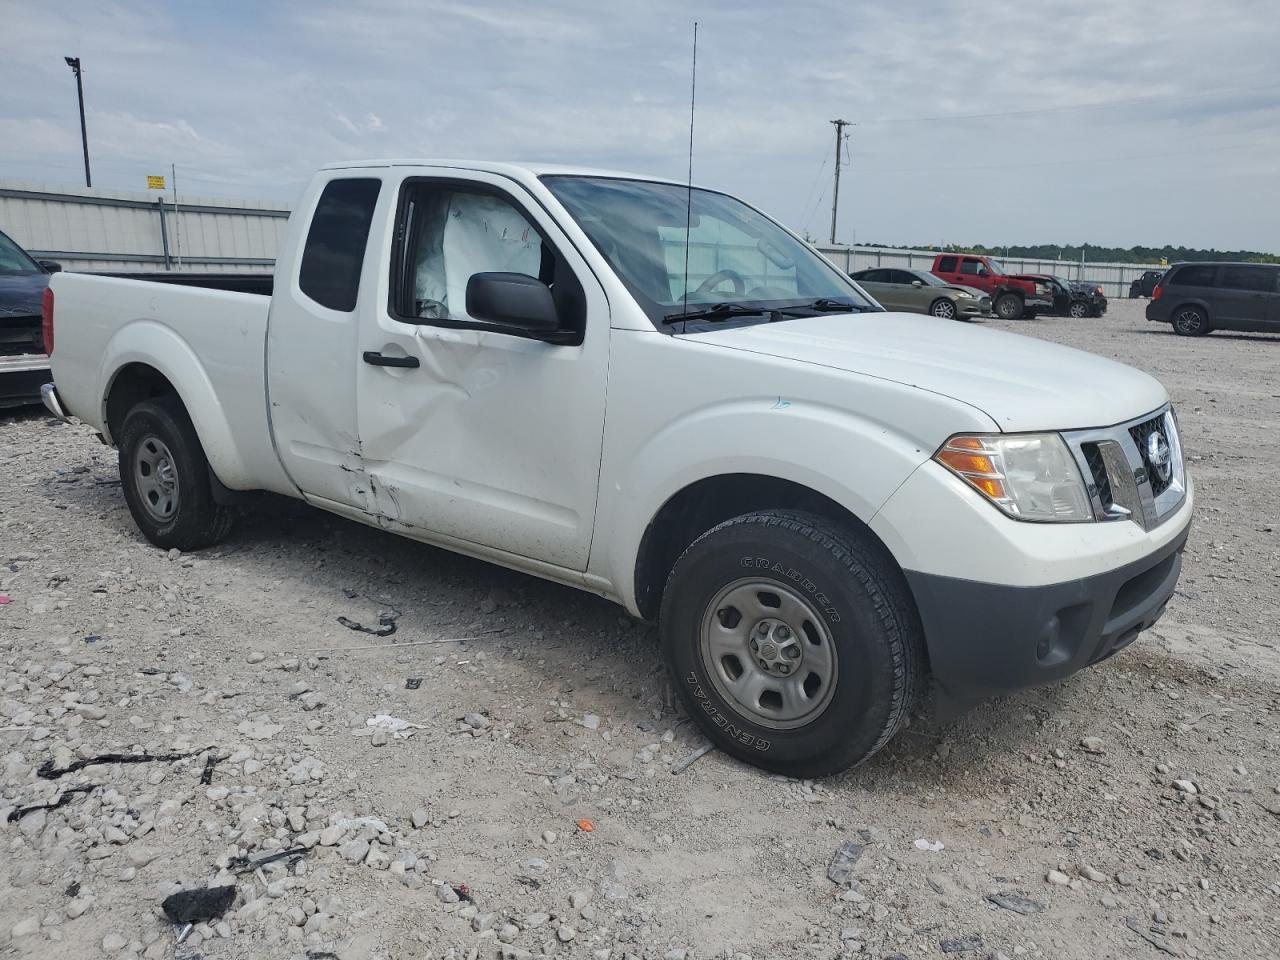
top-left (851, 267), bottom-right (991, 320)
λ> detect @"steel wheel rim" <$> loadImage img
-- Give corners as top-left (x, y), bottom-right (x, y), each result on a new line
top-left (934, 300), bottom-right (955, 318)
top-left (698, 578), bottom-right (838, 730)
top-left (134, 434), bottom-right (180, 523)
top-left (997, 299), bottom-right (1017, 319)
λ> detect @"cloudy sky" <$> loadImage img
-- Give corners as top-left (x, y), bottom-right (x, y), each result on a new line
top-left (3, 0), bottom-right (1278, 251)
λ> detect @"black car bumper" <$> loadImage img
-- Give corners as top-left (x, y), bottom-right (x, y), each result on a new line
top-left (905, 515), bottom-right (1190, 715)
top-left (0, 354), bottom-right (51, 408)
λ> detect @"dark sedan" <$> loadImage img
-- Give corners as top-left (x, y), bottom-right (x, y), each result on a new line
top-left (0, 229), bottom-right (59, 407)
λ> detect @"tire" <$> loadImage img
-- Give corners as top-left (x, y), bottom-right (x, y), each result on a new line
top-left (1068, 301), bottom-right (1089, 318)
top-left (929, 298), bottom-right (957, 320)
top-left (118, 396), bottom-right (235, 550)
top-left (993, 293), bottom-right (1023, 320)
top-left (660, 510), bottom-right (923, 778)
top-left (1171, 305), bottom-right (1209, 337)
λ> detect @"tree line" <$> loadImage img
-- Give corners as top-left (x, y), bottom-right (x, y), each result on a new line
top-left (858, 243), bottom-right (1280, 265)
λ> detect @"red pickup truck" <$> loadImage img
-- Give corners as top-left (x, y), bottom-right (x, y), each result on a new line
top-left (930, 254), bottom-right (1052, 320)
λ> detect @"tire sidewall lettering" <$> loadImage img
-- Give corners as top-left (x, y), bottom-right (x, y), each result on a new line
top-left (685, 672), bottom-right (770, 751)
top-left (739, 555), bottom-right (842, 623)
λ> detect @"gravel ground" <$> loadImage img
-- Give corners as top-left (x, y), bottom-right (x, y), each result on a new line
top-left (1, 298), bottom-right (1278, 960)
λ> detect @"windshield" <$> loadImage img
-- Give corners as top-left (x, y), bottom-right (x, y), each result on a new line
top-left (542, 176), bottom-right (871, 323)
top-left (0, 231), bottom-right (40, 276)
top-left (985, 258), bottom-right (1008, 275)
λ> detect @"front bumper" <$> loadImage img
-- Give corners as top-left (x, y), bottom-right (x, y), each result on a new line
top-left (955, 298), bottom-right (991, 317)
top-left (0, 353), bottom-right (51, 408)
top-left (906, 511), bottom-right (1190, 713)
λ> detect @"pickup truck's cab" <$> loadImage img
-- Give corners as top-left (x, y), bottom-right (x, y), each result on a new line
top-left (930, 253), bottom-right (1053, 320)
top-left (44, 161), bottom-right (1192, 777)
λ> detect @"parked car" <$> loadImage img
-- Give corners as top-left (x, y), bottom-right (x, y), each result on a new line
top-left (929, 254), bottom-right (1053, 320)
top-left (0, 228), bottom-right (60, 406)
top-left (1073, 280), bottom-right (1108, 317)
top-left (849, 267), bottom-right (991, 319)
top-left (1129, 270), bottom-right (1165, 299)
top-left (1025, 274), bottom-right (1107, 318)
top-left (43, 160), bottom-right (1192, 777)
top-left (1146, 261), bottom-right (1280, 336)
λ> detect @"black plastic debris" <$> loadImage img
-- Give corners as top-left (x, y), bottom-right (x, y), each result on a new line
top-left (39, 747), bottom-right (212, 780)
top-left (200, 752), bottom-right (224, 785)
top-left (940, 934), bottom-right (985, 954)
top-left (337, 610), bottom-right (398, 636)
top-left (227, 845), bottom-right (310, 875)
top-left (985, 892), bottom-right (1044, 916)
top-left (7, 784), bottom-right (98, 822)
top-left (82, 634), bottom-right (102, 644)
top-left (65, 881), bottom-right (81, 897)
top-left (161, 885), bottom-right (236, 924)
top-left (405, 678), bottom-right (422, 690)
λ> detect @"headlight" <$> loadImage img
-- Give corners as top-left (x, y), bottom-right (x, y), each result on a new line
top-left (934, 433), bottom-right (1092, 522)
top-left (954, 291), bottom-right (973, 299)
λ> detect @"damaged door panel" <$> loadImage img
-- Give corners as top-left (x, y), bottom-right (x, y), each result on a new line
top-left (356, 174), bottom-right (609, 570)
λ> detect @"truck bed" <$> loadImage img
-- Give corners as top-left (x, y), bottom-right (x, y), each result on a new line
top-left (48, 272), bottom-right (293, 495)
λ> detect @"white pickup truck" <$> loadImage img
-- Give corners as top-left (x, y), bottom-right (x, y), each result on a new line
top-left (43, 160), bottom-right (1192, 776)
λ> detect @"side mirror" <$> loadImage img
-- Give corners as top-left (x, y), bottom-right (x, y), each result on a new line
top-left (465, 272), bottom-right (559, 334)
top-left (38, 260), bottom-right (63, 274)
top-left (911, 280), bottom-right (924, 287)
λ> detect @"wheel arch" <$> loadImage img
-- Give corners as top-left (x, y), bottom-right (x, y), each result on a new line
top-left (632, 473), bottom-right (914, 625)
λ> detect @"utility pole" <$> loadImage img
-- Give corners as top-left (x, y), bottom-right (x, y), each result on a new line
top-left (64, 56), bottom-right (91, 188)
top-left (829, 119), bottom-right (850, 245)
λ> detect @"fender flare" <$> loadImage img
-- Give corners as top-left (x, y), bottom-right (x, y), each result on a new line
top-left (100, 320), bottom-right (252, 488)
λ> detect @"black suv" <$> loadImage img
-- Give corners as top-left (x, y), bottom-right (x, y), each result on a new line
top-left (1129, 270), bottom-right (1164, 299)
top-left (1146, 262), bottom-right (1280, 336)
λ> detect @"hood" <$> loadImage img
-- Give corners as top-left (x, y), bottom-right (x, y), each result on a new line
top-left (680, 311), bottom-right (1168, 433)
top-left (942, 283), bottom-right (988, 299)
top-left (0, 272), bottom-right (49, 319)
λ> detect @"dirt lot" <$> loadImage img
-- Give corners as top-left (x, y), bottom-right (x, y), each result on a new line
top-left (2, 298), bottom-right (1278, 960)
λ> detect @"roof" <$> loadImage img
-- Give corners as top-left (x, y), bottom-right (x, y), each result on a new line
top-left (319, 158), bottom-right (687, 187)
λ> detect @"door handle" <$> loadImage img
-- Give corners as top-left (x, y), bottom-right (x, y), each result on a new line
top-left (362, 351), bottom-right (419, 368)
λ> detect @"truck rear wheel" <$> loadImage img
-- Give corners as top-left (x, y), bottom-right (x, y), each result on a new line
top-left (660, 510), bottom-right (923, 777)
top-left (993, 293), bottom-right (1023, 320)
top-left (118, 397), bottom-right (235, 550)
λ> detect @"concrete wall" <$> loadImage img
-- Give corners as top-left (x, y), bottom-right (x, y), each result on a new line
top-left (818, 244), bottom-right (1160, 299)
top-left (0, 180), bottom-right (289, 273)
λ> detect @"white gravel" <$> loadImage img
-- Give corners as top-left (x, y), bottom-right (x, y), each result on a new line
top-left (1, 299), bottom-right (1277, 959)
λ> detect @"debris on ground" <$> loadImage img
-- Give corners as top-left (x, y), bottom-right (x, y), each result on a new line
top-left (827, 840), bottom-right (865, 884)
top-left (336, 608), bottom-right (399, 636)
top-left (914, 838), bottom-right (945, 852)
top-left (671, 739), bottom-right (714, 774)
top-left (1123, 916), bottom-right (1183, 956)
top-left (986, 892), bottom-right (1045, 915)
top-left (6, 783), bottom-right (97, 822)
top-left (160, 885), bottom-right (237, 924)
top-left (37, 746), bottom-right (211, 779)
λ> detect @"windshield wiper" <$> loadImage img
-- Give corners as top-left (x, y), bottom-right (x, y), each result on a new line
top-left (773, 298), bottom-right (868, 316)
top-left (664, 303), bottom-right (774, 324)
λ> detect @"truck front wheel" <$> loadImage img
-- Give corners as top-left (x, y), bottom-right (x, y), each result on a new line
top-left (660, 510), bottom-right (923, 777)
top-left (118, 397), bottom-right (235, 550)
top-left (993, 293), bottom-right (1023, 320)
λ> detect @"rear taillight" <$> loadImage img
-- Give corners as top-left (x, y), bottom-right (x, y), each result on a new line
top-left (41, 287), bottom-right (54, 356)
top-left (1152, 285), bottom-right (1163, 301)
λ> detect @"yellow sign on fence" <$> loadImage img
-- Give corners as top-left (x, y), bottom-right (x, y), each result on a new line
top-left (146, 175), bottom-right (166, 190)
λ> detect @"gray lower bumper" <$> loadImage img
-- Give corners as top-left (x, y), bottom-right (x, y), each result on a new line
top-left (906, 515), bottom-right (1191, 715)
top-left (40, 382), bottom-right (70, 421)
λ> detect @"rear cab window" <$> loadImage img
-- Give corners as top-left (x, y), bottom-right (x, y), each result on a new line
top-left (299, 178), bottom-right (382, 311)
top-left (936, 256), bottom-right (958, 273)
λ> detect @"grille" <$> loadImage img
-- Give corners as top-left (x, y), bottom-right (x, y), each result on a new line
top-left (1129, 414), bottom-right (1172, 497)
top-left (1082, 442), bottom-right (1112, 505)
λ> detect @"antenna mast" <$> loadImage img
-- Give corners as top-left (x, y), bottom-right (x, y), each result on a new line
top-left (680, 21), bottom-right (698, 328)
top-left (829, 118), bottom-right (850, 244)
